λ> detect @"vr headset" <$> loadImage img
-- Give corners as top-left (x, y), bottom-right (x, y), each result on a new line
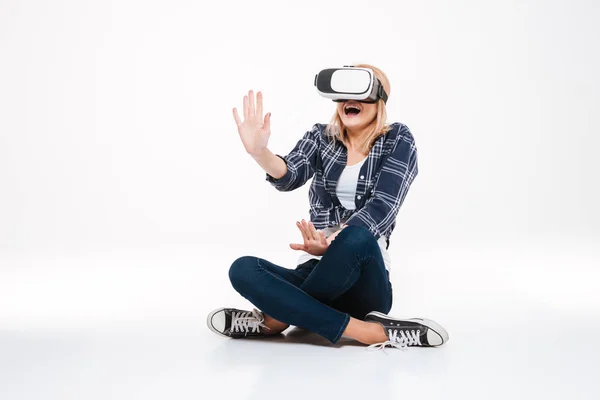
top-left (314, 66), bottom-right (388, 104)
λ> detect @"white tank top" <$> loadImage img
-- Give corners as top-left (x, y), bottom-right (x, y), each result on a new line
top-left (296, 156), bottom-right (392, 274)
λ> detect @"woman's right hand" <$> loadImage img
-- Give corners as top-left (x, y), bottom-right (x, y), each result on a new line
top-left (233, 90), bottom-right (271, 157)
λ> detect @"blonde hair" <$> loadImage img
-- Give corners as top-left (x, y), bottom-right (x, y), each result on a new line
top-left (324, 63), bottom-right (392, 153)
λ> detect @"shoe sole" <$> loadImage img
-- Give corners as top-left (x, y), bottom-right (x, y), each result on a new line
top-left (366, 311), bottom-right (449, 346)
top-left (206, 307), bottom-right (230, 338)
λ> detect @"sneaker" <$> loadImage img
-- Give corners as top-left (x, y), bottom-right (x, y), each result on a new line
top-left (365, 311), bottom-right (449, 351)
top-left (206, 307), bottom-right (271, 338)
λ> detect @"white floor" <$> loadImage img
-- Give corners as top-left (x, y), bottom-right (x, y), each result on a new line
top-left (1, 237), bottom-right (599, 400)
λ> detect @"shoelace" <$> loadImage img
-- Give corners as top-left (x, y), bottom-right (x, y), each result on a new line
top-left (367, 329), bottom-right (422, 353)
top-left (230, 308), bottom-right (270, 335)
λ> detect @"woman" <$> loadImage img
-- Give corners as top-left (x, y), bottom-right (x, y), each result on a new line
top-left (207, 64), bottom-right (449, 350)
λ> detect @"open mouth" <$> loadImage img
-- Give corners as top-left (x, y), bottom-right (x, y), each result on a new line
top-left (344, 103), bottom-right (362, 117)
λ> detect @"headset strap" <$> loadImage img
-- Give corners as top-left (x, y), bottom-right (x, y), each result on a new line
top-left (377, 80), bottom-right (388, 104)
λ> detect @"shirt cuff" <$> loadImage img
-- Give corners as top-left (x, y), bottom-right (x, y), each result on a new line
top-left (265, 154), bottom-right (294, 189)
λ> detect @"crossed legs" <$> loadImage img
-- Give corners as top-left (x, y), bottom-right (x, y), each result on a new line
top-left (228, 225), bottom-right (391, 344)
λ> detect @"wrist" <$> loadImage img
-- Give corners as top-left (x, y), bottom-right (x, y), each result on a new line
top-left (250, 147), bottom-right (269, 160)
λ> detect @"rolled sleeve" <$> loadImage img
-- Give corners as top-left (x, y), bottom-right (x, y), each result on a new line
top-left (264, 124), bottom-right (321, 192)
top-left (265, 154), bottom-right (295, 189)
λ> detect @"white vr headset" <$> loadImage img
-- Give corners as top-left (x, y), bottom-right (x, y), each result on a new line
top-left (314, 66), bottom-right (388, 104)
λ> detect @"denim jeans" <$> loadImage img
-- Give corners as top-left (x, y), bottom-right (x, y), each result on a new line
top-left (228, 225), bottom-right (393, 344)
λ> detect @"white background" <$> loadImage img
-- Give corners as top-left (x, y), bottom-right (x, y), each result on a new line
top-left (1, 1), bottom-right (599, 399)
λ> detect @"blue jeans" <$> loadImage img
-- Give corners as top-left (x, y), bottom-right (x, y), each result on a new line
top-left (228, 225), bottom-right (393, 344)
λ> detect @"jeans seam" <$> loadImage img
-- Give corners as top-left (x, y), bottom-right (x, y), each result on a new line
top-left (340, 254), bottom-right (378, 294)
top-left (329, 252), bottom-right (377, 299)
top-left (332, 313), bottom-right (351, 344)
top-left (327, 262), bottom-right (360, 300)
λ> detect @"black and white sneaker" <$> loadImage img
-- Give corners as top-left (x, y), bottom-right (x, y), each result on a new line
top-left (207, 307), bottom-right (270, 338)
top-left (365, 311), bottom-right (449, 351)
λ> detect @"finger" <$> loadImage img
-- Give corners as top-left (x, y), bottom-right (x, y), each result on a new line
top-left (297, 221), bottom-right (309, 243)
top-left (243, 96), bottom-right (249, 119)
top-left (248, 90), bottom-right (255, 117)
top-left (263, 112), bottom-right (271, 132)
top-left (303, 220), bottom-right (316, 241)
top-left (290, 243), bottom-right (307, 251)
top-left (256, 91), bottom-right (263, 118)
top-left (308, 221), bottom-right (319, 241)
top-left (320, 231), bottom-right (328, 245)
top-left (327, 230), bottom-right (339, 243)
top-left (233, 108), bottom-right (242, 126)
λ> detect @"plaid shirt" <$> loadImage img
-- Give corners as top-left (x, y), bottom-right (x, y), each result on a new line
top-left (265, 122), bottom-right (418, 250)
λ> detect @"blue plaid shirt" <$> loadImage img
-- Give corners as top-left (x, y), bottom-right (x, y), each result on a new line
top-left (265, 122), bottom-right (418, 250)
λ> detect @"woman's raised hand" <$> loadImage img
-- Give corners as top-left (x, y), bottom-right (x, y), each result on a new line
top-left (233, 90), bottom-right (272, 157)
